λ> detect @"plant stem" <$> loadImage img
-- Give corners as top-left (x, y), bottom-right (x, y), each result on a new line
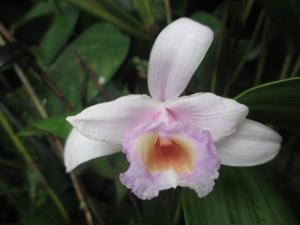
top-left (223, 11), bottom-right (265, 95)
top-left (74, 51), bottom-right (102, 92)
top-left (240, 0), bottom-right (254, 26)
top-left (0, 21), bottom-right (74, 112)
top-left (291, 55), bottom-right (300, 76)
top-left (279, 47), bottom-right (293, 79)
top-left (0, 22), bottom-right (94, 225)
top-left (30, 61), bottom-right (75, 111)
top-left (0, 110), bottom-right (69, 223)
top-left (0, 36), bottom-right (49, 118)
top-left (133, 0), bottom-right (155, 29)
top-left (210, 1), bottom-right (229, 93)
top-left (14, 65), bottom-right (49, 116)
top-left (254, 17), bottom-right (269, 85)
top-left (164, 0), bottom-right (172, 24)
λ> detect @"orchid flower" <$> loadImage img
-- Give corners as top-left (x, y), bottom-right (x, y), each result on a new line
top-left (64, 18), bottom-right (281, 200)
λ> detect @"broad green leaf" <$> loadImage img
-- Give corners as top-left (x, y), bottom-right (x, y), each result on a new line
top-left (45, 23), bottom-right (130, 113)
top-left (235, 77), bottom-right (300, 130)
top-left (19, 114), bottom-right (71, 138)
top-left (40, 7), bottom-right (79, 64)
top-left (182, 167), bottom-right (298, 225)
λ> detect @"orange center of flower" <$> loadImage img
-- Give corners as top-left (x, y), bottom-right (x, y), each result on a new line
top-left (136, 134), bottom-right (195, 173)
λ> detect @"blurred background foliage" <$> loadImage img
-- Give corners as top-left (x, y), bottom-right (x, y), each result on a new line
top-left (0, 0), bottom-right (299, 224)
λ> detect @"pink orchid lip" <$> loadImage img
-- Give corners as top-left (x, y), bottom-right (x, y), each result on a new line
top-left (137, 133), bottom-right (196, 174)
top-left (120, 120), bottom-right (220, 200)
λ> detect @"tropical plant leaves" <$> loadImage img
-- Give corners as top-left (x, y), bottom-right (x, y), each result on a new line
top-left (18, 114), bottom-right (71, 139)
top-left (10, 1), bottom-right (54, 32)
top-left (65, 0), bottom-right (147, 39)
top-left (44, 23), bottom-right (130, 114)
top-left (182, 167), bottom-right (298, 225)
top-left (235, 77), bottom-right (300, 130)
top-left (39, 7), bottom-right (79, 64)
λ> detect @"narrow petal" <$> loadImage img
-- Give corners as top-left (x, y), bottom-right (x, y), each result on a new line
top-left (216, 119), bottom-right (282, 166)
top-left (148, 18), bottom-right (214, 101)
top-left (67, 95), bottom-right (160, 144)
top-left (120, 121), bottom-right (220, 200)
top-left (166, 93), bottom-right (249, 141)
top-left (64, 129), bottom-right (120, 172)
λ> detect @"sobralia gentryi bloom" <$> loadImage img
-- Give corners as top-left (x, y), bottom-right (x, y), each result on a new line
top-left (64, 18), bottom-right (281, 200)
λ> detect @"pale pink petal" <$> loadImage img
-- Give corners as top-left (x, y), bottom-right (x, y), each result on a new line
top-left (120, 121), bottom-right (220, 200)
top-left (67, 95), bottom-right (160, 144)
top-left (166, 93), bottom-right (249, 141)
top-left (216, 119), bottom-right (282, 166)
top-left (148, 18), bottom-right (214, 101)
top-left (64, 129), bottom-right (120, 172)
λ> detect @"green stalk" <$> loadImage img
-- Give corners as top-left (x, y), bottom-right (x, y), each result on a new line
top-left (133, 0), bottom-right (155, 29)
top-left (223, 12), bottom-right (265, 95)
top-left (240, 0), bottom-right (254, 26)
top-left (279, 47), bottom-right (293, 79)
top-left (254, 17), bottom-right (269, 85)
top-left (0, 110), bottom-right (69, 223)
top-left (235, 12), bottom-right (264, 81)
top-left (210, 1), bottom-right (229, 93)
top-left (291, 55), bottom-right (300, 76)
top-left (164, 0), bottom-right (172, 24)
top-left (66, 0), bottom-right (149, 40)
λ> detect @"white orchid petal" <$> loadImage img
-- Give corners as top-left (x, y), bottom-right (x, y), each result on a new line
top-left (148, 18), bottom-right (213, 101)
top-left (216, 119), bottom-right (282, 166)
top-left (67, 95), bottom-right (160, 144)
top-left (64, 129), bottom-right (120, 172)
top-left (166, 93), bottom-right (249, 141)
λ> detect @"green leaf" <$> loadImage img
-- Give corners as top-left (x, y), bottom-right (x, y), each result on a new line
top-left (19, 114), bottom-right (71, 139)
top-left (40, 7), bottom-right (79, 64)
top-left (235, 77), bottom-right (300, 130)
top-left (45, 23), bottom-right (130, 113)
top-left (88, 157), bottom-right (115, 179)
top-left (66, 0), bottom-right (148, 39)
top-left (10, 1), bottom-right (53, 32)
top-left (89, 152), bottom-right (128, 179)
top-left (182, 167), bottom-right (298, 225)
